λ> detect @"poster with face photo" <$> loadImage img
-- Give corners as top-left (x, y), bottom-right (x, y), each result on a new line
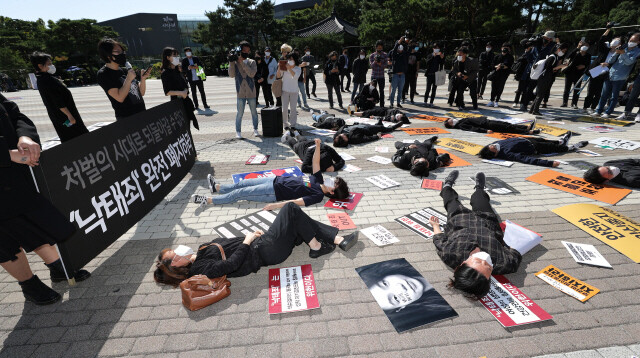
top-left (356, 258), bottom-right (458, 333)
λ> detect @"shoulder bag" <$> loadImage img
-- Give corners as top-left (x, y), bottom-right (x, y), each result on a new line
top-left (179, 243), bottom-right (231, 311)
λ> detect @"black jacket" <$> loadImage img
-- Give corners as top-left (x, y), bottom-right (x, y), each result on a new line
top-left (451, 57), bottom-right (479, 83)
top-left (453, 117), bottom-right (492, 133)
top-left (35, 72), bottom-right (88, 142)
top-left (181, 56), bottom-right (203, 82)
top-left (389, 42), bottom-right (409, 74)
top-left (189, 238), bottom-right (262, 279)
top-left (424, 53), bottom-right (445, 75)
top-left (491, 53), bottom-right (514, 81)
top-left (355, 87), bottom-right (380, 110)
top-left (605, 159), bottom-right (640, 188)
top-left (293, 140), bottom-right (345, 173)
top-left (338, 54), bottom-right (351, 74)
top-left (351, 58), bottom-right (369, 83)
top-left (324, 60), bottom-right (341, 85)
top-left (479, 51), bottom-right (495, 71)
top-left (564, 49), bottom-right (591, 78)
top-left (311, 114), bottom-right (345, 130)
top-left (494, 137), bottom-right (555, 167)
top-left (255, 60), bottom-right (269, 83)
top-left (537, 53), bottom-right (561, 89)
top-left (392, 142), bottom-right (440, 172)
top-left (334, 124), bottom-right (381, 145)
top-left (588, 33), bottom-right (613, 72)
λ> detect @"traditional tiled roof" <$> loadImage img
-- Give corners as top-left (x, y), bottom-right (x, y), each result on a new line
top-left (294, 11), bottom-right (358, 38)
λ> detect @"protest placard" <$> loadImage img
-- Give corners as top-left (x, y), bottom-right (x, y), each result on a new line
top-left (375, 146), bottom-right (389, 153)
top-left (471, 176), bottom-right (520, 195)
top-left (381, 133), bottom-right (394, 138)
top-left (436, 149), bottom-right (472, 167)
top-left (308, 129), bottom-right (337, 136)
top-left (493, 117), bottom-right (531, 125)
top-left (361, 225), bottom-right (399, 246)
top-left (343, 164), bottom-right (362, 172)
top-left (327, 212), bottom-right (357, 230)
top-left (232, 166), bottom-right (304, 183)
top-left (338, 152), bottom-right (355, 161)
top-left (409, 114), bottom-right (449, 122)
top-left (400, 127), bottom-right (450, 135)
top-left (421, 179), bottom-right (443, 190)
top-left (213, 210), bottom-right (277, 238)
top-left (575, 115), bottom-right (630, 127)
top-left (553, 203), bottom-right (640, 263)
top-left (589, 137), bottom-right (640, 151)
top-left (482, 159), bottom-right (514, 167)
top-left (535, 265), bottom-right (600, 302)
top-left (480, 275), bottom-right (552, 327)
top-left (580, 125), bottom-right (625, 133)
top-left (245, 154), bottom-right (270, 165)
top-left (561, 241), bottom-right (612, 268)
top-left (268, 264), bottom-right (319, 314)
top-left (535, 124), bottom-right (569, 136)
top-left (526, 169), bottom-right (631, 204)
top-left (367, 156), bottom-right (392, 165)
top-left (446, 111), bottom-right (485, 118)
top-left (486, 132), bottom-right (529, 140)
top-left (577, 149), bottom-right (601, 157)
top-left (324, 192), bottom-right (364, 211)
top-left (436, 138), bottom-right (484, 155)
top-left (395, 208), bottom-right (448, 240)
top-left (366, 175), bottom-right (400, 189)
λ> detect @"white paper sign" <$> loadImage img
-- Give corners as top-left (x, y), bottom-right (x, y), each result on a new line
top-left (589, 137), bottom-right (640, 151)
top-left (308, 129), bottom-right (336, 136)
top-left (589, 65), bottom-right (609, 79)
top-left (493, 117), bottom-right (530, 125)
top-left (375, 146), bottom-right (389, 153)
top-left (367, 156), bottom-right (392, 165)
top-left (338, 152), bottom-right (355, 161)
top-left (366, 175), bottom-right (400, 189)
top-left (343, 164), bottom-right (362, 172)
top-left (502, 220), bottom-right (542, 255)
top-left (361, 225), bottom-right (399, 246)
top-left (561, 241), bottom-right (612, 268)
top-left (482, 159), bottom-right (514, 167)
top-left (577, 149), bottom-right (602, 157)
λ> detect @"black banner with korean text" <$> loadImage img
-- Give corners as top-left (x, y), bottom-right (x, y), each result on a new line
top-left (33, 100), bottom-right (196, 274)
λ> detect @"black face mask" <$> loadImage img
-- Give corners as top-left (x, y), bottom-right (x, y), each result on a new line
top-left (241, 52), bottom-right (249, 59)
top-left (112, 53), bottom-right (127, 66)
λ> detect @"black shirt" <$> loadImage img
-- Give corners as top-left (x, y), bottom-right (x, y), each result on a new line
top-left (189, 238), bottom-right (262, 278)
top-left (407, 51), bottom-right (421, 74)
top-left (294, 140), bottom-right (345, 173)
top-left (161, 67), bottom-right (188, 101)
top-left (35, 72), bottom-right (88, 142)
top-left (97, 66), bottom-right (146, 119)
top-left (273, 171), bottom-right (324, 206)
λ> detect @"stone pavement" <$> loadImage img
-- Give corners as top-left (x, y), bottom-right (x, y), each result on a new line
top-left (1, 75), bottom-right (639, 358)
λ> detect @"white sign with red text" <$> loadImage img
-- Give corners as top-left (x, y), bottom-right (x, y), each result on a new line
top-left (480, 275), bottom-right (552, 327)
top-left (268, 264), bottom-right (319, 314)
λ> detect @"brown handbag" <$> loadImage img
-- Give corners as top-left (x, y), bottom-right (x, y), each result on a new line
top-left (179, 243), bottom-right (231, 311)
top-left (271, 77), bottom-right (283, 98)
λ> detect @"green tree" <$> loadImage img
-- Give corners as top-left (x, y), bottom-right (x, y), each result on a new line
top-left (0, 16), bottom-right (47, 70)
top-left (45, 19), bottom-right (119, 64)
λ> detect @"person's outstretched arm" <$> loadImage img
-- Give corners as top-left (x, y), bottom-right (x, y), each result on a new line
top-left (312, 138), bottom-right (322, 174)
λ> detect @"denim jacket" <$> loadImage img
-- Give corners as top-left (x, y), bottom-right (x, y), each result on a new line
top-left (609, 47), bottom-right (640, 81)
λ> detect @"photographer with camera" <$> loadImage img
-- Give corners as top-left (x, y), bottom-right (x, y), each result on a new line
top-left (529, 43), bottom-right (570, 115)
top-left (519, 30), bottom-right (557, 112)
top-left (389, 35), bottom-right (410, 108)
top-left (229, 41), bottom-right (259, 139)
top-left (595, 29), bottom-right (640, 118)
top-left (369, 41), bottom-right (389, 107)
top-left (582, 22), bottom-right (615, 114)
top-left (448, 47), bottom-right (479, 110)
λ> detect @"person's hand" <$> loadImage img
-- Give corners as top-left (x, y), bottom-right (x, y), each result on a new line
top-left (269, 74), bottom-right (274, 79)
top-left (17, 136), bottom-right (41, 164)
top-left (376, 132), bottom-right (383, 138)
top-left (244, 230), bottom-right (264, 244)
top-left (457, 72), bottom-right (462, 77)
top-left (68, 115), bottom-right (77, 125)
top-left (263, 203), bottom-right (278, 211)
top-left (141, 67), bottom-right (152, 80)
top-left (552, 161), bottom-right (560, 167)
top-left (439, 52), bottom-right (444, 58)
top-left (408, 144), bottom-right (417, 149)
top-left (126, 69), bottom-right (136, 81)
top-left (9, 149), bottom-right (38, 167)
top-left (258, 78), bottom-right (264, 83)
top-left (429, 216), bottom-right (441, 231)
top-left (462, 75), bottom-right (469, 81)
top-left (314, 138), bottom-right (322, 146)
top-left (181, 90), bottom-right (188, 99)
top-left (487, 130), bottom-right (494, 134)
top-left (600, 62), bottom-right (609, 67)
top-left (615, 49), bottom-right (625, 55)
top-left (495, 64), bottom-right (500, 70)
top-left (326, 166), bottom-right (335, 172)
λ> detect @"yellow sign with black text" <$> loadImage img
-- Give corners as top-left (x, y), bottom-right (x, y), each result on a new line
top-left (446, 111), bottom-right (485, 119)
top-left (575, 116), bottom-right (631, 127)
top-left (535, 124), bottom-right (569, 136)
top-left (436, 138), bottom-right (483, 155)
top-left (535, 265), bottom-right (599, 302)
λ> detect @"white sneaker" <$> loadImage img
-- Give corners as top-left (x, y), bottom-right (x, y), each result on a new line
top-left (487, 101), bottom-right (494, 107)
top-left (601, 113), bottom-right (611, 118)
top-left (191, 194), bottom-right (208, 206)
top-left (253, 129), bottom-right (260, 136)
top-left (293, 130), bottom-right (302, 139)
top-left (586, 108), bottom-right (594, 114)
top-left (635, 114), bottom-right (640, 123)
top-left (281, 131), bottom-right (290, 143)
top-left (493, 101), bottom-right (499, 108)
top-left (615, 113), bottom-right (628, 120)
top-left (512, 103), bottom-right (519, 108)
top-left (236, 131), bottom-right (243, 139)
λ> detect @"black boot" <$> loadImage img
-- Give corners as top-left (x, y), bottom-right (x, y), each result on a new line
top-left (19, 275), bottom-right (61, 305)
top-left (475, 172), bottom-right (486, 189)
top-left (309, 241), bottom-right (336, 258)
top-left (443, 170), bottom-right (459, 188)
top-left (47, 259), bottom-right (91, 283)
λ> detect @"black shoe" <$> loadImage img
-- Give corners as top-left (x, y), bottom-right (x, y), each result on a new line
top-left (475, 172), bottom-right (486, 189)
top-left (560, 132), bottom-right (572, 146)
top-left (47, 258), bottom-right (91, 283)
top-left (397, 103), bottom-right (403, 108)
top-left (338, 104), bottom-right (344, 109)
top-left (339, 232), bottom-right (359, 251)
top-left (443, 170), bottom-right (459, 187)
top-left (389, 104), bottom-right (394, 108)
top-left (531, 111), bottom-right (542, 116)
top-left (204, 105), bottom-right (210, 109)
top-left (472, 106), bottom-right (478, 110)
top-left (395, 141), bottom-right (405, 149)
top-left (309, 242), bottom-right (335, 258)
top-left (560, 103), bottom-right (567, 108)
top-left (330, 105), bottom-right (334, 109)
top-left (541, 103), bottom-right (547, 108)
top-left (312, 93), bottom-right (317, 98)
top-left (20, 275), bottom-right (61, 305)
top-left (528, 118), bottom-right (537, 132)
top-left (307, 95), bottom-right (311, 99)
top-left (532, 129), bottom-right (541, 135)
top-left (427, 136), bottom-right (439, 144)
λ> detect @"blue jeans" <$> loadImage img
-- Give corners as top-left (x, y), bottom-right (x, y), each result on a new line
top-left (236, 97), bottom-right (258, 132)
top-left (297, 82), bottom-right (308, 107)
top-left (596, 79), bottom-right (625, 115)
top-left (212, 177), bottom-right (276, 205)
top-left (389, 73), bottom-right (405, 105)
top-left (625, 75), bottom-right (640, 114)
top-left (351, 82), bottom-right (364, 103)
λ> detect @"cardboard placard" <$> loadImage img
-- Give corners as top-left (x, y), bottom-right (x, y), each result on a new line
top-left (535, 124), bottom-right (569, 137)
top-left (526, 169), bottom-right (631, 205)
top-left (580, 125), bottom-right (625, 133)
top-left (361, 225), bottom-right (399, 246)
top-left (482, 159), bottom-right (514, 167)
top-left (367, 155), bottom-right (392, 165)
top-left (589, 137), bottom-right (640, 151)
top-left (436, 138), bottom-right (483, 155)
top-left (400, 127), bottom-right (450, 135)
top-left (213, 210), bottom-right (277, 239)
top-left (575, 115), bottom-right (631, 127)
top-left (324, 192), bottom-right (363, 211)
top-left (343, 164), bottom-right (362, 172)
top-left (480, 275), bottom-right (552, 327)
top-left (436, 149), bottom-right (472, 167)
top-left (485, 132), bottom-right (529, 140)
top-left (535, 265), bottom-right (600, 302)
top-left (268, 265), bottom-right (319, 314)
top-left (552, 203), bottom-right (640, 263)
top-left (366, 175), bottom-right (400, 189)
top-left (561, 241), bottom-right (612, 268)
top-left (446, 111), bottom-right (485, 118)
top-left (327, 212), bottom-right (357, 230)
top-left (421, 179), bottom-right (442, 190)
top-left (232, 166), bottom-right (304, 183)
top-left (395, 207), bottom-right (448, 240)
top-left (246, 154), bottom-right (270, 165)
top-left (410, 114), bottom-right (449, 122)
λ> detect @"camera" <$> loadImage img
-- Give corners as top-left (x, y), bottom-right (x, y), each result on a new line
top-left (606, 21), bottom-right (617, 29)
top-left (227, 50), bottom-right (240, 62)
top-left (375, 54), bottom-right (382, 63)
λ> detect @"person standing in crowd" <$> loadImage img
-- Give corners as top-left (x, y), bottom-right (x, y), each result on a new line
top-left (254, 53), bottom-right (273, 107)
top-left (275, 44), bottom-right (293, 107)
top-left (302, 46), bottom-right (317, 98)
top-left (487, 43), bottom-right (514, 108)
top-left (30, 52), bottom-right (88, 142)
top-left (519, 30), bottom-right (557, 112)
top-left (529, 43), bottom-right (569, 115)
top-left (402, 43), bottom-right (421, 104)
top-left (0, 94), bottom-right (91, 305)
top-left (389, 36), bottom-right (410, 108)
top-left (229, 40), bottom-right (259, 139)
top-left (424, 43), bottom-right (445, 107)
top-left (561, 40), bottom-right (591, 108)
top-left (339, 48), bottom-right (351, 92)
top-left (595, 32), bottom-right (640, 118)
top-left (617, 74), bottom-right (640, 122)
top-left (512, 39), bottom-right (535, 108)
top-left (430, 170), bottom-right (522, 299)
top-left (477, 42), bottom-right (495, 100)
top-left (264, 46), bottom-right (278, 107)
top-left (448, 47), bottom-right (479, 110)
top-left (293, 49), bottom-right (309, 109)
top-left (582, 23), bottom-right (615, 114)
top-left (96, 38), bottom-right (148, 120)
top-left (279, 53), bottom-right (302, 138)
top-left (324, 51), bottom-right (343, 109)
top-left (370, 40), bottom-right (389, 108)
top-left (350, 49), bottom-right (369, 106)
top-left (353, 79), bottom-right (380, 112)
top-left (181, 47), bottom-right (209, 110)
top-left (479, 133), bottom-right (588, 167)
top-left (160, 47), bottom-right (199, 130)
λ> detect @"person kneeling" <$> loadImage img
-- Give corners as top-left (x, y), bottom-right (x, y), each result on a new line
top-left (154, 203), bottom-right (359, 287)
top-left (430, 170), bottom-right (522, 299)
top-left (392, 136), bottom-right (451, 176)
top-left (584, 159), bottom-right (640, 188)
top-left (285, 134), bottom-right (345, 173)
top-left (353, 80), bottom-right (380, 112)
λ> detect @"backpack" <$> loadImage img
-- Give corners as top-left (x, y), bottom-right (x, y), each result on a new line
top-left (529, 57), bottom-right (548, 80)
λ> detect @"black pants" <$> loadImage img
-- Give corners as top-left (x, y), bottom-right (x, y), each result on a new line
top-left (583, 76), bottom-right (604, 110)
top-left (530, 79), bottom-right (553, 113)
top-left (563, 75), bottom-right (579, 105)
top-left (257, 203), bottom-right (338, 265)
top-left (477, 69), bottom-right (490, 96)
top-left (490, 76), bottom-right (508, 102)
top-left (519, 79), bottom-right (537, 110)
top-left (373, 77), bottom-right (386, 107)
top-left (403, 72), bottom-right (418, 101)
top-left (326, 82), bottom-right (342, 107)
top-left (441, 186), bottom-right (494, 218)
top-left (305, 71), bottom-right (317, 96)
top-left (514, 77), bottom-right (529, 105)
top-left (544, 77), bottom-right (555, 103)
top-left (527, 137), bottom-right (567, 154)
top-left (425, 73), bottom-right (437, 103)
top-left (485, 120), bottom-right (530, 134)
top-left (449, 78), bottom-right (477, 108)
top-left (256, 81), bottom-right (274, 106)
top-left (340, 71), bottom-right (351, 91)
top-left (373, 122), bottom-right (403, 133)
top-left (189, 80), bottom-right (208, 108)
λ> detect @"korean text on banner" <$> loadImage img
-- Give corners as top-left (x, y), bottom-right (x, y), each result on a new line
top-left (410, 114), bottom-right (449, 122)
top-left (324, 192), bottom-right (363, 211)
top-left (480, 275), bottom-right (552, 327)
top-left (400, 127), bottom-right (450, 135)
top-left (327, 212), bottom-right (357, 230)
top-left (436, 138), bottom-right (484, 155)
top-left (535, 265), bottom-right (599, 302)
top-left (268, 264), bottom-right (319, 314)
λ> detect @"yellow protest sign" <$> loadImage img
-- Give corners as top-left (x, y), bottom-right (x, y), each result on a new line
top-left (575, 116), bottom-right (631, 127)
top-left (446, 111), bottom-right (485, 119)
top-left (436, 138), bottom-right (484, 155)
top-left (552, 203), bottom-right (640, 263)
top-left (535, 265), bottom-right (599, 302)
top-left (535, 124), bottom-right (569, 136)
top-left (409, 114), bottom-right (449, 122)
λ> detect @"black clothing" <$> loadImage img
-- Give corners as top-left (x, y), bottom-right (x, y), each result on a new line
top-left (403, 52), bottom-right (420, 102)
top-left (160, 67), bottom-right (188, 99)
top-left (325, 60), bottom-right (342, 107)
top-left (530, 53), bottom-right (561, 113)
top-left (433, 186), bottom-right (522, 275)
top-left (301, 54), bottom-right (317, 96)
top-left (493, 137), bottom-right (567, 167)
top-left (35, 73), bottom-right (88, 142)
top-left (326, 83), bottom-right (342, 107)
top-left (351, 57), bottom-right (369, 84)
top-left (361, 107), bottom-right (407, 123)
top-left (190, 237), bottom-right (260, 279)
top-left (391, 139), bottom-right (441, 174)
top-left (424, 53), bottom-right (445, 103)
top-left (376, 77), bottom-right (386, 108)
top-left (189, 81), bottom-right (208, 109)
top-left (96, 66), bottom-right (145, 119)
top-left (273, 171), bottom-right (324, 206)
top-left (334, 122), bottom-right (401, 145)
top-left (355, 85), bottom-right (379, 111)
top-left (255, 60), bottom-right (274, 106)
top-left (312, 114), bottom-right (345, 130)
top-left (338, 54), bottom-right (351, 91)
top-left (452, 117), bottom-right (530, 134)
top-left (477, 50), bottom-right (495, 96)
top-left (288, 139), bottom-right (345, 173)
top-left (449, 57), bottom-right (479, 108)
top-left (489, 53), bottom-right (514, 102)
top-left (562, 49), bottom-right (591, 104)
top-left (181, 56), bottom-right (208, 108)
top-left (604, 159), bottom-right (640, 188)
top-left (583, 76), bottom-right (604, 110)
top-left (389, 42), bottom-right (409, 74)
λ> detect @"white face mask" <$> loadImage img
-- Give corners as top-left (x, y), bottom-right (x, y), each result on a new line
top-left (398, 45), bottom-right (404, 51)
top-left (359, 54), bottom-right (365, 59)
top-left (171, 56), bottom-right (180, 66)
top-left (323, 177), bottom-right (335, 187)
top-left (457, 55), bottom-right (463, 61)
top-left (185, 51), bottom-right (192, 57)
top-left (288, 60), bottom-right (295, 66)
top-left (305, 51), bottom-right (310, 55)
top-left (471, 251), bottom-right (493, 267)
top-left (486, 47), bottom-right (492, 52)
top-left (395, 113), bottom-right (403, 121)
top-left (369, 84), bottom-right (375, 91)
top-left (174, 245), bottom-right (194, 257)
top-left (47, 64), bottom-right (56, 74)
top-left (433, 49), bottom-right (440, 54)
top-left (610, 39), bottom-right (621, 48)
top-left (580, 46), bottom-right (589, 52)
top-left (451, 118), bottom-right (459, 126)
top-left (557, 51), bottom-right (564, 57)
top-left (609, 166), bottom-right (621, 178)
top-left (265, 52), bottom-right (271, 57)
top-left (628, 41), bottom-right (638, 48)
top-left (493, 143), bottom-right (501, 152)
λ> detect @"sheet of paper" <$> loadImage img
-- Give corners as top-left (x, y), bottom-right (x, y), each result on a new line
top-left (561, 241), bottom-right (612, 268)
top-left (375, 146), bottom-right (389, 153)
top-left (366, 175), bottom-right (400, 189)
top-left (343, 164), bottom-right (361, 172)
top-left (367, 156), bottom-right (392, 165)
top-left (338, 152), bottom-right (355, 161)
top-left (361, 225), bottom-right (399, 246)
top-left (589, 65), bottom-right (609, 79)
top-left (482, 159), bottom-right (514, 167)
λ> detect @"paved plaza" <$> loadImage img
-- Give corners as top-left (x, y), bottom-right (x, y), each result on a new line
top-left (1, 76), bottom-right (639, 358)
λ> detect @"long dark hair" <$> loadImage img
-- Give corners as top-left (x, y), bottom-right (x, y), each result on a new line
top-left (448, 263), bottom-right (491, 299)
top-left (327, 177), bottom-right (349, 200)
top-left (161, 47), bottom-right (179, 70)
top-left (153, 248), bottom-right (191, 287)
